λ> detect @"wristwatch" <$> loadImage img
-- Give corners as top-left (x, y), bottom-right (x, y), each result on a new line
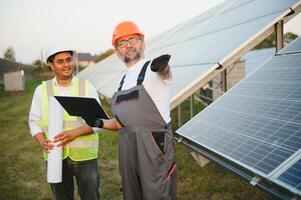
top-left (95, 118), bottom-right (104, 128)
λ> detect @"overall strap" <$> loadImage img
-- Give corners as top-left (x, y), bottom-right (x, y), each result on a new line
top-left (78, 79), bottom-right (86, 96)
top-left (136, 60), bottom-right (151, 85)
top-left (46, 80), bottom-right (54, 97)
top-left (118, 75), bottom-right (126, 91)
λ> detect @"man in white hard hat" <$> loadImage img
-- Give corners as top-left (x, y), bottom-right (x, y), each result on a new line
top-left (28, 43), bottom-right (101, 200)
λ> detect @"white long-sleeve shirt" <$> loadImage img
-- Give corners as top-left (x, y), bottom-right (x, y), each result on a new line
top-left (28, 77), bottom-right (100, 137)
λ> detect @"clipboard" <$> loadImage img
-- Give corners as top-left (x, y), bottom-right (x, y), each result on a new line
top-left (54, 96), bottom-right (109, 119)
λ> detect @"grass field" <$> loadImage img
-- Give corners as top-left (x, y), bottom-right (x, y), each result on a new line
top-left (0, 80), bottom-right (275, 200)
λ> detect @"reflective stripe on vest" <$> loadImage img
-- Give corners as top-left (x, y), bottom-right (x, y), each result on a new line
top-left (41, 120), bottom-right (86, 133)
top-left (38, 77), bottom-right (99, 161)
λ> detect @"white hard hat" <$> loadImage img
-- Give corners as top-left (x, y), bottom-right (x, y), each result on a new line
top-left (45, 43), bottom-right (76, 63)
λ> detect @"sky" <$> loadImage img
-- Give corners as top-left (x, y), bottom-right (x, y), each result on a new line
top-left (0, 0), bottom-right (300, 64)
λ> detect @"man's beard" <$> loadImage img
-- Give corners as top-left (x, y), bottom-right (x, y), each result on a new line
top-left (124, 50), bottom-right (142, 63)
top-left (119, 45), bottom-right (144, 64)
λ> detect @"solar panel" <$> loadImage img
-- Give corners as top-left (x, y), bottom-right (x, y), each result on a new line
top-left (78, 0), bottom-right (300, 101)
top-left (276, 158), bottom-right (301, 195)
top-left (176, 36), bottom-right (301, 198)
top-left (171, 64), bottom-right (216, 95)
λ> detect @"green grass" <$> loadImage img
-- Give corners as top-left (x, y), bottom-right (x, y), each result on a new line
top-left (0, 80), bottom-right (274, 200)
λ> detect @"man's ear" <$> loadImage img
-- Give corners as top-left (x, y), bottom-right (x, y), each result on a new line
top-left (115, 48), bottom-right (120, 56)
top-left (48, 62), bottom-right (54, 71)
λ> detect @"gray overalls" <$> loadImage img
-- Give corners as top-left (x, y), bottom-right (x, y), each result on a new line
top-left (111, 60), bottom-right (177, 200)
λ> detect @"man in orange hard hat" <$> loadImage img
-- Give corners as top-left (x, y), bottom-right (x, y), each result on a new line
top-left (83, 21), bottom-right (177, 199)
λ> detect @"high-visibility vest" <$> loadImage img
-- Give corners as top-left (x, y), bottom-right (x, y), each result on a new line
top-left (38, 77), bottom-right (99, 161)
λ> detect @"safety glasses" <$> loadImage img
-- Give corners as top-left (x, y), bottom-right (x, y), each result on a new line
top-left (116, 37), bottom-right (141, 48)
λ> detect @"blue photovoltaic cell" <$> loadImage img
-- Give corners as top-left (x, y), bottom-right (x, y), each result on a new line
top-left (278, 159), bottom-right (301, 192)
top-left (177, 40), bottom-right (301, 179)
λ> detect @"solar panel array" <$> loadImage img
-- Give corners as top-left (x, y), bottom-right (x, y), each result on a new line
top-left (176, 36), bottom-right (301, 196)
top-left (78, 0), bottom-right (300, 101)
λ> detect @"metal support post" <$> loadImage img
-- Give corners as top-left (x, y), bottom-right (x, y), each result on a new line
top-left (177, 104), bottom-right (182, 127)
top-left (275, 20), bottom-right (284, 53)
top-left (190, 94), bottom-right (195, 119)
top-left (221, 70), bottom-right (227, 93)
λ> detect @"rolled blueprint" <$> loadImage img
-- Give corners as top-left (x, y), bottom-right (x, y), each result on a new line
top-left (47, 97), bottom-right (63, 183)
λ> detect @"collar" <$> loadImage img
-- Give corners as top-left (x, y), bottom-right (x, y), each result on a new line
top-left (126, 58), bottom-right (148, 73)
top-left (52, 76), bottom-right (77, 87)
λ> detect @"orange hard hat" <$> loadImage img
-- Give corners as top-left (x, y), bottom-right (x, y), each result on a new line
top-left (112, 21), bottom-right (144, 46)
